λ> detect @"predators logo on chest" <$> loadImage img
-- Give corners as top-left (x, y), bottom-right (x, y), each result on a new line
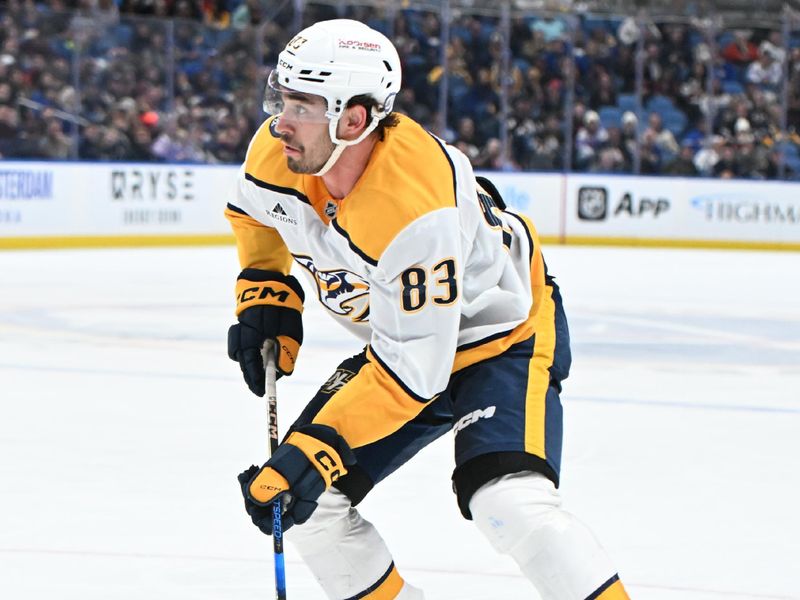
top-left (294, 255), bottom-right (370, 322)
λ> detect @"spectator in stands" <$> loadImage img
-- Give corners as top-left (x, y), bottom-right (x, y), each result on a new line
top-left (540, 78), bottom-right (565, 122)
top-left (746, 45), bottom-right (782, 95)
top-left (231, 0), bottom-right (265, 28)
top-left (534, 114), bottom-right (565, 170)
top-left (693, 134), bottom-right (724, 176)
top-left (471, 137), bottom-right (507, 171)
top-left (575, 109), bottom-right (609, 170)
top-left (128, 123), bottom-right (155, 161)
top-left (592, 128), bottom-right (627, 173)
top-left (588, 68), bottom-right (617, 108)
top-left (721, 30), bottom-right (759, 66)
top-left (664, 141), bottom-right (698, 176)
top-left (38, 112), bottom-right (72, 158)
top-left (202, 0), bottom-right (231, 29)
top-left (735, 130), bottom-right (769, 179)
top-left (507, 95), bottom-right (538, 168)
top-left (453, 116), bottom-right (481, 163)
top-left (677, 61), bottom-right (706, 125)
top-left (0, 103), bottom-right (20, 158)
top-left (151, 118), bottom-right (204, 162)
top-left (5, 1), bottom-right (797, 182)
top-left (639, 129), bottom-right (662, 174)
top-left (620, 110), bottom-right (639, 163)
top-left (643, 112), bottom-right (679, 159)
top-left (713, 144), bottom-right (739, 178)
top-left (531, 16), bottom-right (566, 43)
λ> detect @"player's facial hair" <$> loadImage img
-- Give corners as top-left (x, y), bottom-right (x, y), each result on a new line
top-left (282, 127), bottom-right (337, 174)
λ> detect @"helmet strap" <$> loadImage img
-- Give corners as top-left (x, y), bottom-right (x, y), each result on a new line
top-left (313, 108), bottom-right (383, 177)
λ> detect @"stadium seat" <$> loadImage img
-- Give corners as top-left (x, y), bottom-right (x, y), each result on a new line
top-left (617, 94), bottom-right (638, 111)
top-left (646, 95), bottom-right (675, 111)
top-left (661, 109), bottom-right (687, 137)
top-left (722, 80), bottom-right (744, 95)
top-left (598, 106), bottom-right (623, 129)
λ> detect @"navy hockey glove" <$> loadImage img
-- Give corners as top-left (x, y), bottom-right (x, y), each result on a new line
top-left (227, 269), bottom-right (304, 396)
top-left (238, 424), bottom-right (356, 534)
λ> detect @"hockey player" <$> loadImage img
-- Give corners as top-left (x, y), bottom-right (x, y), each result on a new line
top-left (227, 19), bottom-right (629, 600)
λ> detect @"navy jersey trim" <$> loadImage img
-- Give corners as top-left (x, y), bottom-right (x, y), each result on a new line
top-left (343, 562), bottom-right (396, 600)
top-left (331, 218), bottom-right (379, 266)
top-left (586, 574), bottom-right (621, 600)
top-left (427, 132), bottom-right (458, 207)
top-left (506, 211), bottom-right (535, 264)
top-left (226, 202), bottom-right (249, 216)
top-left (456, 328), bottom-right (516, 353)
top-left (369, 346), bottom-right (430, 403)
top-left (244, 172), bottom-right (311, 205)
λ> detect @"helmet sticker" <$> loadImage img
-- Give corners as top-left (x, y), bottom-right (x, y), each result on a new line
top-left (382, 91), bottom-right (398, 114)
top-left (286, 35), bottom-right (308, 51)
top-left (337, 39), bottom-right (382, 52)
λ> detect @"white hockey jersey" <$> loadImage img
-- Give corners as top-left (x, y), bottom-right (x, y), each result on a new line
top-left (227, 114), bottom-right (555, 449)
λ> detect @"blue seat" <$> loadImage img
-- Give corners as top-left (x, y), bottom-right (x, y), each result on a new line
top-left (598, 106), bottom-right (623, 129)
top-left (661, 109), bottom-right (687, 137)
top-left (647, 94), bottom-right (675, 111)
top-left (722, 80), bottom-right (744, 95)
top-left (717, 31), bottom-right (735, 48)
top-left (582, 17), bottom-right (609, 33)
top-left (782, 143), bottom-right (800, 159)
top-left (785, 156), bottom-right (800, 179)
top-left (617, 94), bottom-right (637, 111)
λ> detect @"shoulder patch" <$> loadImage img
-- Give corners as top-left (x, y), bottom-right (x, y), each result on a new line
top-left (268, 116), bottom-right (282, 138)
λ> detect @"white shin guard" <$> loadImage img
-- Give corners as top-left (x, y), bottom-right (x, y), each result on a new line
top-left (469, 471), bottom-right (617, 600)
top-left (287, 488), bottom-right (423, 599)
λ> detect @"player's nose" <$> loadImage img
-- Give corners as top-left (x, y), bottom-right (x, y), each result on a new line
top-left (274, 115), bottom-right (295, 135)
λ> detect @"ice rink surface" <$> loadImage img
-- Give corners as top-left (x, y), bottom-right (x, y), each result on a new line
top-left (1, 244), bottom-right (798, 600)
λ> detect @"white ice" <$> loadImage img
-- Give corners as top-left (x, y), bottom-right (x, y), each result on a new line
top-left (1, 245), bottom-right (798, 600)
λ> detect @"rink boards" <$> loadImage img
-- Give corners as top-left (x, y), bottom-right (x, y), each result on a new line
top-left (1, 161), bottom-right (798, 250)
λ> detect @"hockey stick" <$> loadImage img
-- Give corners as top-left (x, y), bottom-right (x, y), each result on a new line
top-left (263, 341), bottom-right (287, 600)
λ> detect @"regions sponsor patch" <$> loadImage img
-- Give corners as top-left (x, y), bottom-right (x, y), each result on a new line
top-left (266, 201), bottom-right (298, 225)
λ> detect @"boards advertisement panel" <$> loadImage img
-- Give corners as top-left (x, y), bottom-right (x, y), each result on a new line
top-left (0, 162), bottom-right (236, 242)
top-left (3, 163), bottom-right (799, 249)
top-left (565, 174), bottom-right (800, 245)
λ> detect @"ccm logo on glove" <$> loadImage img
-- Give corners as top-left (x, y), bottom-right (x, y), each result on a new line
top-left (238, 424), bottom-right (356, 534)
top-left (227, 269), bottom-right (305, 395)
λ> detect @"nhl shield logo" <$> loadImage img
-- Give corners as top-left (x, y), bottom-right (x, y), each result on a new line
top-left (577, 187), bottom-right (608, 221)
top-left (324, 200), bottom-right (338, 219)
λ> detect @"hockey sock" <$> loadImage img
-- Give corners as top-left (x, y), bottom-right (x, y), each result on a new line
top-left (288, 488), bottom-right (423, 599)
top-left (470, 471), bottom-right (629, 600)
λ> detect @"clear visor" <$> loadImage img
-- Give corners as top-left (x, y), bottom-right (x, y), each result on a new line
top-left (263, 70), bottom-right (331, 124)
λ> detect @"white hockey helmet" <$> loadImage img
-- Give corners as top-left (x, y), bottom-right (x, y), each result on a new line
top-left (265, 19), bottom-right (402, 149)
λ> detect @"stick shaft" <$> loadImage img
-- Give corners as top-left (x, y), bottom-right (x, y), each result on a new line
top-left (264, 342), bottom-right (287, 600)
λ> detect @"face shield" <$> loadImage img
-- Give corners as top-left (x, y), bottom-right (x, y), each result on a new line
top-left (263, 70), bottom-right (331, 125)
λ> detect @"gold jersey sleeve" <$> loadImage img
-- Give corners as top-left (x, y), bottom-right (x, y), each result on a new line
top-left (225, 204), bottom-right (293, 273)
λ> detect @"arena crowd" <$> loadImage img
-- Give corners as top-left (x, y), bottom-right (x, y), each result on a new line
top-left (1, 0), bottom-right (799, 179)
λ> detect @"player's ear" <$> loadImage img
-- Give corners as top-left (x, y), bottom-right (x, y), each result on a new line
top-left (338, 105), bottom-right (369, 141)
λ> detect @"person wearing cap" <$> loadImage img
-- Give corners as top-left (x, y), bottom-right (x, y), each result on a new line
top-left (575, 109), bottom-right (609, 170)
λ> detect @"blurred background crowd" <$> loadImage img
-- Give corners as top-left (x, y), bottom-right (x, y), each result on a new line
top-left (1, 0), bottom-right (799, 179)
